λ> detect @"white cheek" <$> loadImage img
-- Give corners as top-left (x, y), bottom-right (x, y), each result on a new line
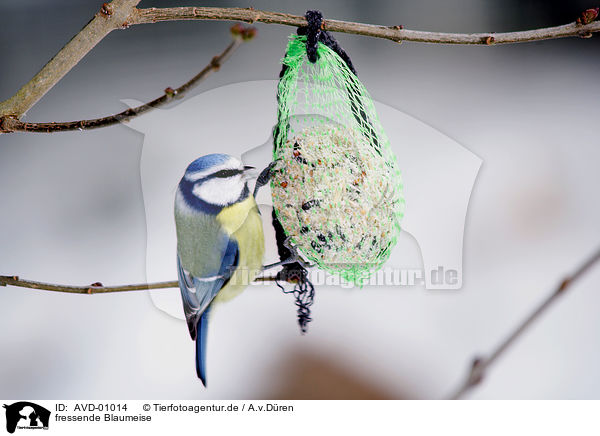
top-left (194, 176), bottom-right (245, 205)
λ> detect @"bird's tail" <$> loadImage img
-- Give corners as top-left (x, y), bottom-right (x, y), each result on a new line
top-left (196, 308), bottom-right (211, 386)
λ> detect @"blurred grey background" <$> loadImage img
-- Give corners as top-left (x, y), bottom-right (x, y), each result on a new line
top-left (1, 0), bottom-right (599, 399)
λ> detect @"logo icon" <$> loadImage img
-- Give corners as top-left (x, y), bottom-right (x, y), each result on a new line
top-left (3, 402), bottom-right (50, 434)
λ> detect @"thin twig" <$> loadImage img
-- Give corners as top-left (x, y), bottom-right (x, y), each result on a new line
top-left (0, 275), bottom-right (177, 294)
top-left (447, 245), bottom-right (600, 400)
top-left (0, 25), bottom-right (253, 133)
top-left (131, 6), bottom-right (600, 45)
top-left (0, 274), bottom-right (282, 295)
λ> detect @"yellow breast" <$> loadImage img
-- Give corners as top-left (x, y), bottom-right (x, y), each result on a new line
top-left (215, 196), bottom-right (265, 302)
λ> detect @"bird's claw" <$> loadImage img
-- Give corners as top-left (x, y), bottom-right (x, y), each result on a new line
top-left (262, 237), bottom-right (312, 271)
top-left (282, 236), bottom-right (313, 269)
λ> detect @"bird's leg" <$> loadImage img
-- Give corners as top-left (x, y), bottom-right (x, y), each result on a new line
top-left (262, 237), bottom-right (311, 271)
top-left (262, 256), bottom-right (298, 271)
top-left (252, 161), bottom-right (278, 198)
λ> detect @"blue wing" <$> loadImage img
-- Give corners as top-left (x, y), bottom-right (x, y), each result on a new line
top-left (177, 236), bottom-right (238, 384)
top-left (177, 237), bottom-right (239, 339)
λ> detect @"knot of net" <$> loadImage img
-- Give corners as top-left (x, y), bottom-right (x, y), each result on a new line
top-left (297, 10), bottom-right (357, 74)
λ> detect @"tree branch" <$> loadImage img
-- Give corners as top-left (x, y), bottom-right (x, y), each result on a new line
top-left (130, 6), bottom-right (600, 45)
top-left (0, 274), bottom-right (282, 295)
top-left (3, 243), bottom-right (600, 398)
top-left (0, 0), bottom-right (142, 119)
top-left (447, 245), bottom-right (600, 400)
top-left (0, 25), bottom-right (253, 133)
top-left (1, 4), bottom-right (598, 134)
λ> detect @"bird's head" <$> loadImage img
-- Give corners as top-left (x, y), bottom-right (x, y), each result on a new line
top-left (177, 154), bottom-right (255, 213)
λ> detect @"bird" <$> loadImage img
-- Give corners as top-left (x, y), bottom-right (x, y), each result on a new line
top-left (174, 153), bottom-right (265, 386)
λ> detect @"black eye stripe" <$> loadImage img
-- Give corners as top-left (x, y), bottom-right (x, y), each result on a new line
top-left (212, 169), bottom-right (243, 178)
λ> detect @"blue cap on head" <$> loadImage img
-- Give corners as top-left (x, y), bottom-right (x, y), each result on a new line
top-left (186, 154), bottom-right (232, 173)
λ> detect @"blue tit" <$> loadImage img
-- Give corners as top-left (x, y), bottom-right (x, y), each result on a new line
top-left (174, 153), bottom-right (265, 386)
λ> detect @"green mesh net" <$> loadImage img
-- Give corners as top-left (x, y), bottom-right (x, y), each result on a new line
top-left (271, 35), bottom-right (405, 286)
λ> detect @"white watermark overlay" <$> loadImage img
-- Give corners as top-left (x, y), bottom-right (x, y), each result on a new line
top-left (123, 80), bottom-right (481, 318)
top-left (253, 266), bottom-right (459, 288)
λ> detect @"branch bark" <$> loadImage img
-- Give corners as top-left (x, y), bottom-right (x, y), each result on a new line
top-left (447, 245), bottom-right (600, 400)
top-left (0, 274), bottom-right (281, 294)
top-left (131, 6), bottom-right (600, 45)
